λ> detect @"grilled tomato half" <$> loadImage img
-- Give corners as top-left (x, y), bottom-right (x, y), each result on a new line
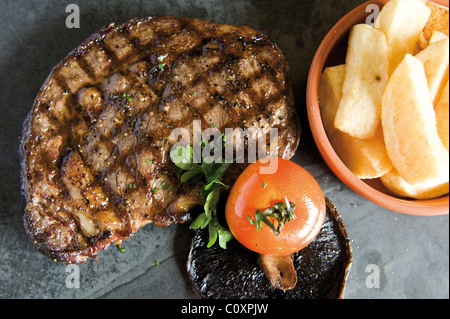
top-left (225, 158), bottom-right (326, 256)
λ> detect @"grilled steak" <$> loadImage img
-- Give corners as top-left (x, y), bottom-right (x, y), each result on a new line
top-left (20, 16), bottom-right (301, 263)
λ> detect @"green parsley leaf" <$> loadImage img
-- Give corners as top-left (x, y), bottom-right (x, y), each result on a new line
top-left (263, 181), bottom-right (268, 188)
top-left (201, 161), bottom-right (230, 183)
top-left (180, 165), bottom-right (203, 184)
top-left (170, 145), bottom-right (196, 171)
top-left (161, 181), bottom-right (172, 190)
top-left (150, 61), bottom-right (167, 73)
top-left (112, 92), bottom-right (133, 103)
top-left (116, 244), bottom-right (126, 253)
top-left (207, 215), bottom-right (233, 249)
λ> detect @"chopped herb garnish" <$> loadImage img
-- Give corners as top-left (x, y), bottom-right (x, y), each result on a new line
top-left (128, 183), bottom-right (136, 189)
top-left (122, 92), bottom-right (133, 102)
top-left (150, 62), bottom-right (167, 73)
top-left (155, 260), bottom-right (160, 266)
top-left (146, 159), bottom-right (153, 164)
top-left (112, 92), bottom-right (133, 103)
top-left (161, 182), bottom-right (172, 190)
top-left (116, 244), bottom-right (126, 253)
top-left (191, 92), bottom-right (197, 96)
top-left (151, 187), bottom-right (160, 193)
top-left (141, 138), bottom-right (148, 143)
top-left (247, 198), bottom-right (296, 236)
top-left (262, 181), bottom-right (268, 189)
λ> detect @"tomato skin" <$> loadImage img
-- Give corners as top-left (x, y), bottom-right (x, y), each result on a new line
top-left (225, 158), bottom-right (326, 256)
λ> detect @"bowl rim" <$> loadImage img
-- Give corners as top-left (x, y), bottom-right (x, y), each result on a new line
top-left (306, 0), bottom-right (449, 216)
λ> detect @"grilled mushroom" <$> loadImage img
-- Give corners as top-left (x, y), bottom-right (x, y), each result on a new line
top-left (186, 197), bottom-right (352, 299)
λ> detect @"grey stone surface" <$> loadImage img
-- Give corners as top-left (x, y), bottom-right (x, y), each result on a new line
top-left (0, 0), bottom-right (448, 299)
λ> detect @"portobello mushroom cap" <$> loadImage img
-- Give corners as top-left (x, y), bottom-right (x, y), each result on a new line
top-left (186, 197), bottom-right (352, 299)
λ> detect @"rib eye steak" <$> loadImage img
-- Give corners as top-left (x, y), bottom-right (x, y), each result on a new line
top-left (20, 16), bottom-right (301, 263)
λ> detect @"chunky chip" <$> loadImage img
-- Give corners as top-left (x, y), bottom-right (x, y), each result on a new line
top-left (381, 168), bottom-right (449, 200)
top-left (375, 0), bottom-right (431, 75)
top-left (419, 0), bottom-right (450, 49)
top-left (415, 38), bottom-right (449, 104)
top-left (435, 80), bottom-right (449, 152)
top-left (334, 24), bottom-right (388, 139)
top-left (381, 54), bottom-right (449, 186)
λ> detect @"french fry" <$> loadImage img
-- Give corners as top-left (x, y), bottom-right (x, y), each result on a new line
top-left (320, 65), bottom-right (345, 135)
top-left (334, 24), bottom-right (388, 139)
top-left (429, 30), bottom-right (448, 44)
top-left (320, 65), bottom-right (392, 179)
top-left (381, 168), bottom-right (449, 199)
top-left (381, 54), bottom-right (449, 185)
top-left (375, 0), bottom-right (431, 75)
top-left (416, 38), bottom-right (449, 104)
top-left (435, 80), bottom-right (449, 152)
top-left (419, 0), bottom-right (450, 49)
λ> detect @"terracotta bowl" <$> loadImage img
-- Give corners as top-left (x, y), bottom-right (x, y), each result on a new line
top-left (306, 0), bottom-right (449, 216)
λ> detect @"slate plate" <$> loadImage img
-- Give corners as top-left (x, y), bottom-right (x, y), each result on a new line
top-left (0, 0), bottom-right (448, 299)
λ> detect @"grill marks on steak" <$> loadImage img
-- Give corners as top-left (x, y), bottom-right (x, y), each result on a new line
top-left (20, 17), bottom-right (300, 263)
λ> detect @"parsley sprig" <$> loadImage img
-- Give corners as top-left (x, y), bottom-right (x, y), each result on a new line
top-left (170, 137), bottom-right (233, 249)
